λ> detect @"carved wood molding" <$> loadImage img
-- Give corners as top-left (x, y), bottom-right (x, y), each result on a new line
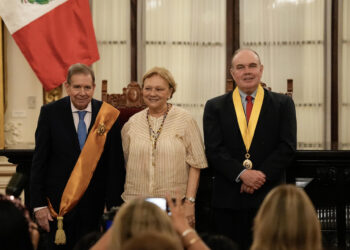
top-left (0, 165), bottom-right (16, 177)
top-left (43, 85), bottom-right (63, 104)
top-left (102, 80), bottom-right (146, 108)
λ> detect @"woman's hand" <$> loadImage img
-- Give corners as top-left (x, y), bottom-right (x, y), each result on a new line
top-left (29, 221), bottom-right (40, 250)
top-left (166, 194), bottom-right (190, 234)
top-left (167, 194), bottom-right (210, 250)
top-left (183, 200), bottom-right (195, 228)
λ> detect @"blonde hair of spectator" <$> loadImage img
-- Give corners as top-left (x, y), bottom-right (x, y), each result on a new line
top-left (250, 184), bottom-right (322, 250)
top-left (108, 199), bottom-right (180, 250)
top-left (122, 231), bottom-right (182, 250)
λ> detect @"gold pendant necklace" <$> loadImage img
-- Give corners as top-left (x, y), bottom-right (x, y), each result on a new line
top-left (146, 104), bottom-right (170, 149)
top-left (243, 152), bottom-right (253, 169)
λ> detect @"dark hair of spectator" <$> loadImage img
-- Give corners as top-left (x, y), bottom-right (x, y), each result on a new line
top-left (200, 233), bottom-right (240, 250)
top-left (0, 194), bottom-right (34, 250)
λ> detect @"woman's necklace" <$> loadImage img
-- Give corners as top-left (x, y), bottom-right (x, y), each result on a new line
top-left (147, 104), bottom-right (170, 150)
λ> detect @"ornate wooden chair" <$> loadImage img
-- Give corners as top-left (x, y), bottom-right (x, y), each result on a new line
top-left (101, 80), bottom-right (146, 126)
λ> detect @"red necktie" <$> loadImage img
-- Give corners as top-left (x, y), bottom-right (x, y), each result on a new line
top-left (246, 96), bottom-right (253, 122)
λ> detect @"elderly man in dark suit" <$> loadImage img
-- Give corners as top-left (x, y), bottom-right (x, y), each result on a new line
top-left (203, 48), bottom-right (296, 250)
top-left (30, 63), bottom-right (125, 249)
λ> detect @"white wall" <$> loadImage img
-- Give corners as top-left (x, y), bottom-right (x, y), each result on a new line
top-left (4, 27), bottom-right (42, 147)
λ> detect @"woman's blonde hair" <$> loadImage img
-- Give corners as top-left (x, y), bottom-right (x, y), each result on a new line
top-left (108, 199), bottom-right (179, 250)
top-left (142, 67), bottom-right (177, 98)
top-left (250, 184), bottom-right (322, 250)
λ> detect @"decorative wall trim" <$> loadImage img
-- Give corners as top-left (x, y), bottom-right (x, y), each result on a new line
top-left (4, 121), bottom-right (23, 145)
top-left (242, 40), bottom-right (324, 46)
top-left (97, 40), bottom-right (127, 45)
top-left (295, 103), bottom-right (323, 107)
top-left (298, 142), bottom-right (325, 148)
top-left (145, 40), bottom-right (223, 46)
top-left (0, 165), bottom-right (16, 195)
top-left (0, 164), bottom-right (16, 177)
top-left (173, 103), bottom-right (205, 108)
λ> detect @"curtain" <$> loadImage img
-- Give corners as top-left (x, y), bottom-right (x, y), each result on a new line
top-left (140, 0), bottom-right (226, 132)
top-left (240, 0), bottom-right (325, 149)
top-left (340, 0), bottom-right (350, 149)
top-left (92, 0), bottom-right (131, 98)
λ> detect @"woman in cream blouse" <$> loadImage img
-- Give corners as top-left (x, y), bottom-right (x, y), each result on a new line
top-left (121, 67), bottom-right (207, 226)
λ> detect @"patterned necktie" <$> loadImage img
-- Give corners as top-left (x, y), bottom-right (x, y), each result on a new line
top-left (77, 111), bottom-right (87, 150)
top-left (246, 95), bottom-right (253, 123)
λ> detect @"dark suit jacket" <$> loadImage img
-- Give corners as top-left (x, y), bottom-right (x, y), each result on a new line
top-left (30, 96), bottom-right (125, 243)
top-left (203, 88), bottom-right (296, 210)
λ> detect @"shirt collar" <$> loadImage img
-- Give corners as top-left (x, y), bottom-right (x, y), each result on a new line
top-left (238, 88), bottom-right (258, 100)
top-left (70, 101), bottom-right (92, 113)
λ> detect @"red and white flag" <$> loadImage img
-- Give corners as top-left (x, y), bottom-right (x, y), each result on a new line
top-left (0, 0), bottom-right (99, 91)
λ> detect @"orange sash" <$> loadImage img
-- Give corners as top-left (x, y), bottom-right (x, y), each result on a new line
top-left (48, 102), bottom-right (120, 244)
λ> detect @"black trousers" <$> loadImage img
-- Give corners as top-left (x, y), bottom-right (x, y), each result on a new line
top-left (213, 207), bottom-right (258, 250)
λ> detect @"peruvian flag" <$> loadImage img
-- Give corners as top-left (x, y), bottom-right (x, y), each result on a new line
top-left (0, 0), bottom-right (99, 91)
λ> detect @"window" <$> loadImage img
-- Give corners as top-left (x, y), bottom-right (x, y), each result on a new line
top-left (240, 0), bottom-right (326, 149)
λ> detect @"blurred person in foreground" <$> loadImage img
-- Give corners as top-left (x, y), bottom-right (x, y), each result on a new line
top-left (92, 196), bottom-right (210, 250)
top-left (250, 184), bottom-right (322, 250)
top-left (122, 231), bottom-right (183, 250)
top-left (121, 66), bottom-right (207, 227)
top-left (91, 198), bottom-right (182, 250)
top-left (0, 194), bottom-right (40, 250)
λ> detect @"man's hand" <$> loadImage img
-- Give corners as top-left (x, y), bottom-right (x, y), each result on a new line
top-left (240, 183), bottom-right (255, 194)
top-left (34, 207), bottom-right (53, 232)
top-left (240, 170), bottom-right (266, 190)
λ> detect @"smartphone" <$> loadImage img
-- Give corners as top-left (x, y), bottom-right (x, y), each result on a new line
top-left (101, 206), bottom-right (119, 232)
top-left (145, 197), bottom-right (167, 212)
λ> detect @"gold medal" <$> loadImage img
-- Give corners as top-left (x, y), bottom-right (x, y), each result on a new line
top-left (97, 122), bottom-right (106, 136)
top-left (243, 153), bottom-right (253, 169)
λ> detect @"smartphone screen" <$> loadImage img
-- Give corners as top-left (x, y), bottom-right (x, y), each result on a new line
top-left (145, 197), bottom-right (167, 212)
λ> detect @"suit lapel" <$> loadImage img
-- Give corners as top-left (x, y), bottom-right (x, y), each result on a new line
top-left (257, 89), bottom-right (270, 124)
top-left (89, 99), bottom-right (100, 132)
top-left (250, 89), bottom-right (270, 150)
top-left (224, 92), bottom-right (245, 149)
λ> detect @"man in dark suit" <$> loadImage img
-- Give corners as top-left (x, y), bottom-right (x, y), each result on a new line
top-left (203, 49), bottom-right (296, 250)
top-left (30, 63), bottom-right (125, 249)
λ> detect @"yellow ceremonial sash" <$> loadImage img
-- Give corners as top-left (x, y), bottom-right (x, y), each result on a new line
top-left (48, 102), bottom-right (120, 244)
top-left (232, 84), bottom-right (264, 152)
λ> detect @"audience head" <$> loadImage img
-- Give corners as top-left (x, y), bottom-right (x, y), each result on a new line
top-left (0, 194), bottom-right (37, 250)
top-left (108, 198), bottom-right (180, 249)
top-left (142, 67), bottom-right (177, 98)
top-left (73, 231), bottom-right (102, 250)
top-left (200, 233), bottom-right (239, 250)
top-left (122, 231), bottom-right (183, 250)
top-left (251, 184), bottom-right (322, 250)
